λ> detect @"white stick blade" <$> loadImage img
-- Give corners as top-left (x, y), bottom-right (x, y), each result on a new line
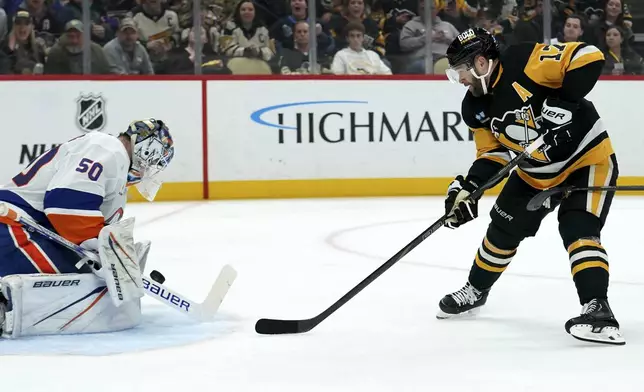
top-left (199, 265), bottom-right (237, 321)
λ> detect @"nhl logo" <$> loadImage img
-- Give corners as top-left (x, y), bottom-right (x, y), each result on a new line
top-left (76, 94), bottom-right (106, 133)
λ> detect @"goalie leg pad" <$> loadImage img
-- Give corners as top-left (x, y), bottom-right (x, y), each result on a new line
top-left (135, 240), bottom-right (151, 274)
top-left (94, 217), bottom-right (144, 307)
top-left (0, 273), bottom-right (141, 339)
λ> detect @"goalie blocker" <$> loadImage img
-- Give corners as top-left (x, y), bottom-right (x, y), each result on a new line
top-left (0, 218), bottom-right (149, 338)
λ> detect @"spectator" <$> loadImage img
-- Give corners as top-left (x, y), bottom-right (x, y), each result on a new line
top-left (56, 0), bottom-right (114, 45)
top-left (380, 0), bottom-right (417, 56)
top-left (18, 0), bottom-right (62, 41)
top-left (0, 7), bottom-right (7, 44)
top-left (44, 19), bottom-right (110, 74)
top-left (601, 25), bottom-right (642, 75)
top-left (510, 0), bottom-right (544, 44)
top-left (130, 0), bottom-right (181, 53)
top-left (155, 25), bottom-right (225, 74)
top-left (319, 0), bottom-right (343, 24)
top-left (329, 0), bottom-right (386, 57)
top-left (0, 45), bottom-right (9, 73)
top-left (269, 0), bottom-right (333, 53)
top-left (331, 21), bottom-right (391, 74)
top-left (399, 0), bottom-right (458, 73)
top-left (439, 0), bottom-right (475, 32)
top-left (221, 1), bottom-right (274, 63)
top-left (551, 13), bottom-right (586, 44)
top-left (254, 0), bottom-right (290, 29)
top-left (279, 20), bottom-right (331, 74)
top-left (576, 0), bottom-right (632, 27)
top-left (103, 17), bottom-right (154, 74)
top-left (589, 0), bottom-right (633, 46)
top-left (211, 0), bottom-right (243, 24)
top-left (1, 10), bottom-right (46, 74)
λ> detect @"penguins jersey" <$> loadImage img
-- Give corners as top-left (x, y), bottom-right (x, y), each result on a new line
top-left (0, 132), bottom-right (130, 245)
top-left (462, 41), bottom-right (614, 190)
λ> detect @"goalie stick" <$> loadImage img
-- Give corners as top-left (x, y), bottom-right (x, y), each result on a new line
top-left (255, 136), bottom-right (547, 335)
top-left (526, 185), bottom-right (644, 211)
top-left (0, 202), bottom-right (237, 322)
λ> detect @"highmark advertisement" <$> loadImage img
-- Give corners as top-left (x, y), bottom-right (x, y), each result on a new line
top-left (207, 80), bottom-right (477, 182)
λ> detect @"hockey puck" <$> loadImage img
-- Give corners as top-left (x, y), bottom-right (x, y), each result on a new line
top-left (150, 270), bottom-right (166, 284)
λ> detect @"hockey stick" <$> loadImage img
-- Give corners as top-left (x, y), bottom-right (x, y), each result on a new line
top-left (255, 136), bottom-right (547, 335)
top-left (0, 202), bottom-right (237, 322)
top-left (526, 185), bottom-right (644, 212)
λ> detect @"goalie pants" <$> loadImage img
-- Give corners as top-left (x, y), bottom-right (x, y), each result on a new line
top-left (0, 223), bottom-right (91, 277)
top-left (469, 154), bottom-right (618, 305)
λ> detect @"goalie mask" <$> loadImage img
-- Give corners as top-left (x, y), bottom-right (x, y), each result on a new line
top-left (124, 119), bottom-right (175, 201)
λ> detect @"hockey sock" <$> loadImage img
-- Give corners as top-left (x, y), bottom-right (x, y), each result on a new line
top-left (468, 235), bottom-right (517, 291)
top-left (567, 238), bottom-right (609, 304)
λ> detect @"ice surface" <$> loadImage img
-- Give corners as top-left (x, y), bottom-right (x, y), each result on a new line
top-left (3, 196), bottom-right (644, 391)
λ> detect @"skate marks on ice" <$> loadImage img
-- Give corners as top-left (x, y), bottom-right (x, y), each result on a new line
top-left (0, 304), bottom-right (239, 356)
top-left (325, 217), bottom-right (644, 287)
top-left (323, 211), bottom-right (644, 347)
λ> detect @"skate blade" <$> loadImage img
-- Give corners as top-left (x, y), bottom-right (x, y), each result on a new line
top-left (436, 307), bottom-right (481, 320)
top-left (569, 324), bottom-right (625, 346)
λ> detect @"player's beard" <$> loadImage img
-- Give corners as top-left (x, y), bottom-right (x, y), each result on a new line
top-left (468, 78), bottom-right (485, 97)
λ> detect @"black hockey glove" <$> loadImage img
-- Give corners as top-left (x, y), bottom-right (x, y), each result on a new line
top-left (444, 175), bottom-right (479, 229)
top-left (541, 98), bottom-right (576, 147)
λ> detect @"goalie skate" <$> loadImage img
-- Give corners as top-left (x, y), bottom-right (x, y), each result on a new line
top-left (565, 298), bottom-right (625, 345)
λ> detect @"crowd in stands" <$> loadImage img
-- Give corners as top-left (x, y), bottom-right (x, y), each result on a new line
top-left (0, 0), bottom-right (641, 75)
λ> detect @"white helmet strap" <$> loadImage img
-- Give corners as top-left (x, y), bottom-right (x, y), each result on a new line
top-left (469, 59), bottom-right (495, 95)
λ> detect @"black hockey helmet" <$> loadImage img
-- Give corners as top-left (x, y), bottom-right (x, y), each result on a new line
top-left (445, 27), bottom-right (500, 94)
top-left (446, 27), bottom-right (500, 69)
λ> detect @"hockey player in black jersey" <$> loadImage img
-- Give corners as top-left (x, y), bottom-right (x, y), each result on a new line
top-left (437, 27), bottom-right (624, 345)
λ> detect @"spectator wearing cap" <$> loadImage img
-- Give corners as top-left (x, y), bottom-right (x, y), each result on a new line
top-left (331, 21), bottom-right (391, 75)
top-left (56, 0), bottom-right (114, 45)
top-left (1, 10), bottom-right (46, 74)
top-left (45, 19), bottom-right (110, 74)
top-left (17, 0), bottom-right (62, 42)
top-left (103, 18), bottom-right (153, 74)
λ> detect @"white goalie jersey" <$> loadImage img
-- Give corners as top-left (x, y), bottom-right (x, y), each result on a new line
top-left (0, 132), bottom-right (130, 245)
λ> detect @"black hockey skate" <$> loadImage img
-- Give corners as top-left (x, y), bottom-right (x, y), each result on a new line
top-left (565, 298), bottom-right (625, 345)
top-left (436, 282), bottom-right (489, 319)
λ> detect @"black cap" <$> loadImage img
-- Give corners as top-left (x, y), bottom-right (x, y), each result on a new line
top-left (13, 10), bottom-right (32, 23)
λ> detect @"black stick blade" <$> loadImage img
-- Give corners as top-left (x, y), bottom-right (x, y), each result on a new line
top-left (255, 318), bottom-right (302, 334)
top-left (526, 188), bottom-right (564, 211)
top-left (255, 318), bottom-right (317, 335)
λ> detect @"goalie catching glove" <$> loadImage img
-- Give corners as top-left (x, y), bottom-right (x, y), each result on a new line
top-left (444, 175), bottom-right (479, 229)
